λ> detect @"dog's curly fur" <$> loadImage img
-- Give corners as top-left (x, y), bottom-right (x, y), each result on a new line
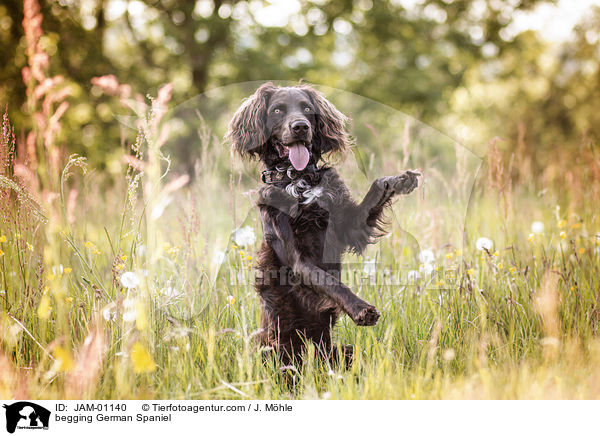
top-left (227, 82), bottom-right (419, 366)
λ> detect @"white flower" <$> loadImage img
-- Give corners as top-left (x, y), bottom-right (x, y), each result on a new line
top-left (363, 257), bottom-right (376, 275)
top-left (531, 221), bottom-right (545, 234)
top-left (212, 250), bottom-right (226, 265)
top-left (123, 309), bottom-right (137, 323)
top-left (407, 270), bottom-right (420, 282)
top-left (418, 249), bottom-right (435, 264)
top-left (234, 226), bottom-right (256, 247)
top-left (120, 271), bottom-right (140, 289)
top-left (102, 306), bottom-right (116, 322)
top-left (476, 237), bottom-right (493, 251)
top-left (419, 263), bottom-right (434, 275)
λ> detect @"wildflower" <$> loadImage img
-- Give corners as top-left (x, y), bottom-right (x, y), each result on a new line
top-left (475, 237), bottom-right (493, 251)
top-left (26, 242), bottom-right (33, 251)
top-left (493, 251), bottom-right (499, 257)
top-left (226, 295), bottom-right (236, 305)
top-left (65, 297), bottom-right (73, 304)
top-left (136, 301), bottom-right (148, 330)
top-left (15, 233), bottom-right (21, 239)
top-left (130, 342), bottom-right (156, 373)
top-left (571, 222), bottom-right (582, 230)
top-left (37, 295), bottom-right (52, 319)
top-left (418, 249), bottom-right (435, 264)
top-left (363, 257), bottom-right (376, 275)
top-left (531, 221), bottom-right (544, 234)
top-left (407, 270), bottom-right (419, 282)
top-left (558, 219), bottom-right (567, 229)
top-left (559, 231), bottom-right (566, 239)
top-left (115, 263), bottom-right (124, 271)
top-left (497, 263), bottom-right (503, 270)
top-left (53, 346), bottom-right (74, 372)
top-left (85, 241), bottom-right (94, 248)
top-left (509, 266), bottom-right (517, 273)
top-left (0, 235), bottom-right (6, 243)
top-left (445, 252), bottom-right (454, 260)
top-left (234, 226), bottom-right (256, 247)
top-left (246, 255), bottom-right (253, 261)
top-left (454, 249), bottom-right (462, 256)
top-left (92, 249), bottom-right (101, 255)
top-left (442, 348), bottom-right (456, 361)
top-left (64, 267), bottom-right (72, 274)
top-left (212, 250), bottom-right (226, 265)
top-left (528, 233), bottom-right (535, 242)
top-left (0, 249), bottom-right (3, 257)
top-left (120, 271), bottom-right (140, 289)
top-left (578, 248), bottom-right (585, 254)
top-left (102, 306), bottom-right (116, 322)
top-left (419, 263), bottom-right (434, 275)
top-left (120, 254), bottom-right (128, 261)
top-left (570, 286), bottom-right (576, 292)
top-left (466, 268), bottom-right (475, 276)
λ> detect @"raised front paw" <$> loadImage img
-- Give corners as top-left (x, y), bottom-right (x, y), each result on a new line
top-left (377, 170), bottom-right (420, 195)
top-left (349, 302), bottom-right (381, 326)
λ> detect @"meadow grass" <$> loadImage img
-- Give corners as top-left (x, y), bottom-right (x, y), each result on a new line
top-left (1, 91), bottom-right (600, 400)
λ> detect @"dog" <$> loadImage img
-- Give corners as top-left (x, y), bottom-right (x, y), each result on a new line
top-left (226, 82), bottom-right (420, 367)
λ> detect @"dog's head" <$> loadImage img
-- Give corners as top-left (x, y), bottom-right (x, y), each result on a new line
top-left (226, 82), bottom-right (349, 170)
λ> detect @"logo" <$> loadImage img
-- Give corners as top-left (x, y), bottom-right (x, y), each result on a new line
top-left (2, 402), bottom-right (50, 434)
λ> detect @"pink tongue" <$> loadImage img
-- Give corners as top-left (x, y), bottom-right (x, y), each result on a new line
top-left (288, 143), bottom-right (310, 170)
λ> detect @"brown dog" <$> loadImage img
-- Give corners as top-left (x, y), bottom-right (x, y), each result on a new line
top-left (227, 82), bottom-right (419, 366)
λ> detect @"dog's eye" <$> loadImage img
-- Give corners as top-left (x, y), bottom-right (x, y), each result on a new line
top-left (273, 109), bottom-right (281, 114)
top-left (304, 107), bottom-right (311, 113)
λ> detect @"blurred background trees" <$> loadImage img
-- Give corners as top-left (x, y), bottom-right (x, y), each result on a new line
top-left (1, 0), bottom-right (598, 173)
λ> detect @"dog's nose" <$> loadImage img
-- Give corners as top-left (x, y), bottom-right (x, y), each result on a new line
top-left (291, 120), bottom-right (309, 135)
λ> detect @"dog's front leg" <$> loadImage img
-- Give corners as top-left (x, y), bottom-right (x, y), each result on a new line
top-left (267, 213), bottom-right (380, 326)
top-left (358, 170), bottom-right (420, 218)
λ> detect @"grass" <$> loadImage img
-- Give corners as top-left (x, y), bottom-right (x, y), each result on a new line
top-left (1, 86), bottom-right (600, 400)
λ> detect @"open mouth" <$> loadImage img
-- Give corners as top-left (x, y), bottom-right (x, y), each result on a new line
top-left (275, 140), bottom-right (311, 171)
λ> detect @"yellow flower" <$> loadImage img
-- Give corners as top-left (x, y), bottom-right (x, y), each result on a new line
top-left (0, 249), bottom-right (4, 257)
top-left (493, 251), bottom-right (499, 257)
top-left (131, 342), bottom-right (156, 373)
top-left (246, 255), bottom-right (253, 261)
top-left (53, 346), bottom-right (74, 372)
top-left (560, 231), bottom-right (566, 239)
top-left (570, 286), bottom-right (576, 291)
top-left (466, 268), bottom-right (475, 276)
top-left (528, 233), bottom-right (535, 242)
top-left (93, 249), bottom-right (101, 255)
top-left (571, 222), bottom-right (582, 229)
top-left (0, 235), bottom-right (6, 243)
top-left (578, 248), bottom-right (585, 254)
top-left (558, 219), bottom-right (567, 229)
top-left (509, 266), bottom-right (517, 273)
top-left (239, 250), bottom-right (245, 257)
top-left (47, 273), bottom-right (55, 281)
top-left (26, 242), bottom-right (33, 251)
top-left (454, 249), bottom-right (462, 256)
top-left (65, 297), bottom-right (73, 304)
top-left (226, 295), bottom-right (236, 305)
top-left (37, 295), bottom-right (52, 319)
top-left (115, 264), bottom-right (124, 270)
top-left (64, 267), bottom-right (72, 274)
top-left (84, 241), bottom-right (94, 248)
top-left (445, 253), bottom-right (454, 260)
top-left (135, 301), bottom-right (148, 331)
top-left (497, 263), bottom-right (503, 270)
top-left (120, 254), bottom-right (128, 261)
top-left (15, 233), bottom-right (21, 239)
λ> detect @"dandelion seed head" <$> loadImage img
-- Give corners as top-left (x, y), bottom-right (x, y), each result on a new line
top-left (120, 271), bottom-right (140, 289)
top-left (475, 237), bottom-right (493, 251)
top-left (531, 221), bottom-right (545, 234)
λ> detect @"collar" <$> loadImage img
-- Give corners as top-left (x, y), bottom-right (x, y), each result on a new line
top-left (261, 163), bottom-right (319, 184)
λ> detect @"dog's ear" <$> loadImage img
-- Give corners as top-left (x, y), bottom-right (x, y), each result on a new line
top-left (300, 85), bottom-right (349, 155)
top-left (226, 82), bottom-right (276, 157)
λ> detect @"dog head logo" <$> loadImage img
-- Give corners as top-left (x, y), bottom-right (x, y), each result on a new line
top-left (2, 402), bottom-right (50, 433)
